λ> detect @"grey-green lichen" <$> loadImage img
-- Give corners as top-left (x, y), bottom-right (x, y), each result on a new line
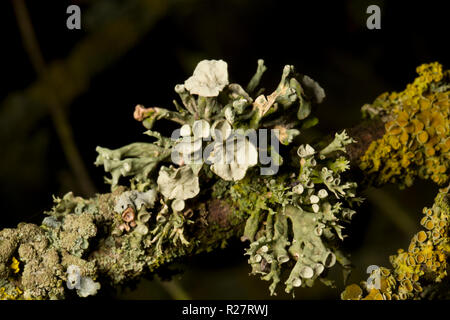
top-left (0, 187), bottom-right (242, 299)
top-left (157, 165), bottom-right (200, 200)
top-left (95, 58), bottom-right (324, 190)
top-left (1, 59), bottom-right (365, 299)
top-left (230, 131), bottom-right (361, 295)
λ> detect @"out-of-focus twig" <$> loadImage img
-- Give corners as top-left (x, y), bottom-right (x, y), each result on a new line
top-left (11, 0), bottom-right (45, 74)
top-left (366, 188), bottom-right (417, 236)
top-left (12, 0), bottom-right (96, 196)
top-left (1, 0), bottom-right (169, 197)
top-left (156, 278), bottom-right (191, 300)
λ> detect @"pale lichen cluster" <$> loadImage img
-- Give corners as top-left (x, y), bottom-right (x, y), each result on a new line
top-left (3, 59), bottom-right (356, 299)
top-left (342, 184), bottom-right (449, 300)
top-left (93, 59), bottom-right (360, 296)
top-left (360, 62), bottom-right (449, 187)
top-left (95, 59), bottom-right (325, 189)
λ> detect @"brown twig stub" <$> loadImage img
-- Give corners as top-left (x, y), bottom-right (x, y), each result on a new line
top-left (207, 199), bottom-right (233, 228)
top-left (346, 119), bottom-right (386, 164)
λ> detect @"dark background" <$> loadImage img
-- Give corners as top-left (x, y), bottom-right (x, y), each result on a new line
top-left (0, 0), bottom-right (447, 299)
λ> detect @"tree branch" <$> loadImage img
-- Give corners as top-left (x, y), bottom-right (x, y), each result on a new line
top-left (0, 114), bottom-right (388, 300)
top-left (0, 62), bottom-right (448, 300)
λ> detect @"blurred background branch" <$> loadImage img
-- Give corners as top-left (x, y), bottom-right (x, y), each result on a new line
top-left (5, 0), bottom-right (171, 197)
top-left (12, 0), bottom-right (96, 196)
top-left (366, 188), bottom-right (417, 237)
top-left (156, 278), bottom-right (191, 300)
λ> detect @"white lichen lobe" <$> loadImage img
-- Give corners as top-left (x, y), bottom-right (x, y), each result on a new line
top-left (184, 59), bottom-right (229, 97)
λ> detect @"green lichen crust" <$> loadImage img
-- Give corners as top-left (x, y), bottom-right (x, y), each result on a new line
top-left (360, 63), bottom-right (449, 188)
top-left (342, 184), bottom-right (449, 300)
top-left (0, 189), bottom-right (242, 300)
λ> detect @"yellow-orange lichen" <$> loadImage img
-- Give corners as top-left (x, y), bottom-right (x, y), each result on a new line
top-left (0, 286), bottom-right (23, 300)
top-left (342, 184), bottom-right (449, 300)
top-left (9, 257), bottom-right (20, 274)
top-left (360, 63), bottom-right (449, 187)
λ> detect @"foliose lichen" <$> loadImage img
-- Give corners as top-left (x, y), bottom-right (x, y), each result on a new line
top-left (232, 131), bottom-right (362, 295)
top-left (66, 264), bottom-right (101, 298)
top-left (184, 59), bottom-right (229, 97)
top-left (94, 59), bottom-right (325, 192)
top-left (1, 59), bottom-right (364, 299)
top-left (93, 59), bottom-right (357, 296)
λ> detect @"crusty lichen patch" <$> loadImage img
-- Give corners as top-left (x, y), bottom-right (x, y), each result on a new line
top-left (0, 223), bottom-right (65, 299)
top-left (360, 63), bottom-right (449, 187)
top-left (342, 184), bottom-right (449, 300)
top-left (0, 185), bottom-right (246, 300)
